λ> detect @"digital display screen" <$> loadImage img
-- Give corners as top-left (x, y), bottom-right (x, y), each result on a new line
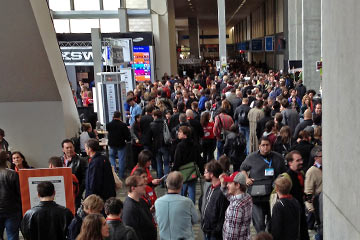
top-left (133, 46), bottom-right (151, 82)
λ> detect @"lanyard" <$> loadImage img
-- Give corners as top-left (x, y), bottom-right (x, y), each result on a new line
top-left (262, 157), bottom-right (272, 168)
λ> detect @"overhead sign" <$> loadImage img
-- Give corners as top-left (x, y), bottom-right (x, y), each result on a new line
top-left (265, 36), bottom-right (274, 51)
top-left (178, 58), bottom-right (201, 65)
top-left (251, 39), bottom-right (263, 51)
top-left (60, 46), bottom-right (109, 66)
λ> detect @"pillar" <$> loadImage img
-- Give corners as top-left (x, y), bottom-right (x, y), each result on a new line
top-left (0, 0), bottom-right (80, 167)
top-left (217, 0), bottom-right (227, 67)
top-left (188, 17), bottom-right (200, 58)
top-left (295, 0), bottom-right (302, 60)
top-left (151, 0), bottom-right (177, 79)
top-left (118, 8), bottom-right (129, 33)
top-left (287, 0), bottom-right (296, 60)
top-left (302, 0), bottom-right (321, 91)
top-left (322, 0), bottom-right (360, 238)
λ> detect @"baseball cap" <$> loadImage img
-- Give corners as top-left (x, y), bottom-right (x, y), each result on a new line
top-left (223, 172), bottom-right (246, 185)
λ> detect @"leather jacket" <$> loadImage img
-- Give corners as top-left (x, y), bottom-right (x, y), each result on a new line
top-left (61, 154), bottom-right (88, 196)
top-left (21, 201), bottom-right (73, 240)
top-left (0, 168), bottom-right (21, 214)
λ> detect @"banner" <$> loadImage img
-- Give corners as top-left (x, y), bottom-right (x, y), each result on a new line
top-left (19, 168), bottom-right (75, 216)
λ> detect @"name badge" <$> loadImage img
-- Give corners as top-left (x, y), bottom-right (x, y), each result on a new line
top-left (265, 168), bottom-right (274, 176)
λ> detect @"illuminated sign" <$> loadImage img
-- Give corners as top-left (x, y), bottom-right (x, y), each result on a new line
top-left (132, 46), bottom-right (151, 82)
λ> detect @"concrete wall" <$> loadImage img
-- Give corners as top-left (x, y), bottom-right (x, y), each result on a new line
top-left (322, 0), bottom-right (360, 239)
top-left (0, 102), bottom-right (66, 167)
top-left (0, 0), bottom-right (80, 167)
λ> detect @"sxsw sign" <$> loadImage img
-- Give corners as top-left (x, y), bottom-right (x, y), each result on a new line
top-left (60, 46), bottom-right (110, 66)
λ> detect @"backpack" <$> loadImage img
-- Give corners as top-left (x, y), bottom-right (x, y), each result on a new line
top-left (238, 108), bottom-right (249, 126)
top-left (163, 120), bottom-right (172, 145)
top-left (231, 133), bottom-right (247, 157)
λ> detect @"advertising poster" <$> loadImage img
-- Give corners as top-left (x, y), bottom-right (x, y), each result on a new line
top-left (133, 46), bottom-right (151, 82)
top-left (19, 168), bottom-right (75, 215)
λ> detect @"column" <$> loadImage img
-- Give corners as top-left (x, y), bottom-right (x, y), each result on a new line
top-left (188, 17), bottom-right (200, 58)
top-left (246, 15), bottom-right (252, 63)
top-left (118, 8), bottom-right (129, 33)
top-left (295, 0), bottom-right (302, 59)
top-left (151, 0), bottom-right (177, 79)
top-left (322, 0), bottom-right (360, 238)
top-left (217, 0), bottom-right (227, 68)
top-left (302, 0), bottom-right (321, 91)
top-left (0, 0), bottom-right (80, 167)
top-left (287, 0), bottom-right (296, 60)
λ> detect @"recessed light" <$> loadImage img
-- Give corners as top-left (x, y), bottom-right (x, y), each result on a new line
top-left (189, 3), bottom-right (192, 5)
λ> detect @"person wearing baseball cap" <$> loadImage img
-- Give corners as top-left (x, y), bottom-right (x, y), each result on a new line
top-left (220, 172), bottom-right (253, 240)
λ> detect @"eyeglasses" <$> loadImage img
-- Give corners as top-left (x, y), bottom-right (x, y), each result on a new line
top-left (315, 155), bottom-right (322, 158)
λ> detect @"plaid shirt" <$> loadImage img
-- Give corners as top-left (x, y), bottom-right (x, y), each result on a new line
top-left (221, 186), bottom-right (253, 240)
top-left (213, 113), bottom-right (234, 139)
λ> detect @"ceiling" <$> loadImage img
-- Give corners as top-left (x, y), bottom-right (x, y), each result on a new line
top-left (174, 0), bottom-right (265, 29)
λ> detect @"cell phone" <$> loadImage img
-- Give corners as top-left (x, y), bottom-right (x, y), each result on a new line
top-left (160, 174), bottom-right (168, 182)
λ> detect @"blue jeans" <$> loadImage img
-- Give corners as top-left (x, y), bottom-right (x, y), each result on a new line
top-left (240, 126), bottom-right (250, 154)
top-left (0, 212), bottom-right (21, 240)
top-left (109, 146), bottom-right (127, 179)
top-left (156, 147), bottom-right (170, 178)
top-left (181, 180), bottom-right (196, 204)
top-left (216, 140), bottom-right (224, 160)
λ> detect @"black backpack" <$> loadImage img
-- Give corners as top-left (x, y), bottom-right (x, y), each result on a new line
top-left (231, 133), bottom-right (247, 157)
top-left (238, 108), bottom-right (250, 126)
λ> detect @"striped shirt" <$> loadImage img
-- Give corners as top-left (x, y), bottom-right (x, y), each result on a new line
top-left (221, 186), bottom-right (253, 240)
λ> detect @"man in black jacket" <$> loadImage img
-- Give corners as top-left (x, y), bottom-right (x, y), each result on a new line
top-left (85, 139), bottom-right (116, 201)
top-left (0, 151), bottom-right (21, 240)
top-left (199, 160), bottom-right (229, 240)
top-left (140, 105), bottom-right (154, 150)
top-left (106, 111), bottom-right (131, 179)
top-left (233, 98), bottom-right (251, 153)
top-left (21, 181), bottom-right (73, 240)
top-left (149, 109), bottom-right (170, 179)
top-left (105, 197), bottom-right (138, 240)
top-left (61, 139), bottom-right (88, 209)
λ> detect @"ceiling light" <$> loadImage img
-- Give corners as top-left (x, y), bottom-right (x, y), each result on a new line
top-left (189, 3), bottom-right (192, 5)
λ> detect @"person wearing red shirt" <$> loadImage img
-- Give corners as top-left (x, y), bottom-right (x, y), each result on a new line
top-left (200, 112), bottom-right (216, 163)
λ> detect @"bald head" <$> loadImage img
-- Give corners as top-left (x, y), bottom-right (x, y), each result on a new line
top-left (166, 171), bottom-right (183, 191)
top-left (304, 109), bottom-right (312, 120)
top-left (185, 109), bottom-right (194, 119)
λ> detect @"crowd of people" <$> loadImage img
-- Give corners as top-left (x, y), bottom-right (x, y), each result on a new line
top-left (0, 63), bottom-right (323, 240)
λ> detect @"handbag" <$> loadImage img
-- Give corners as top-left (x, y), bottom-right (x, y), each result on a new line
top-left (247, 184), bottom-right (272, 197)
top-left (178, 162), bottom-right (200, 183)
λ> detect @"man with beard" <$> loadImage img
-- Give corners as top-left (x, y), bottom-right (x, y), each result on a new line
top-left (240, 137), bottom-right (286, 233)
top-left (199, 160), bottom-right (229, 240)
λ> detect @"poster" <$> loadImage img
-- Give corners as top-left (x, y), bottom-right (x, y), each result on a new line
top-left (19, 168), bottom-right (75, 215)
top-left (28, 176), bottom-right (66, 209)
